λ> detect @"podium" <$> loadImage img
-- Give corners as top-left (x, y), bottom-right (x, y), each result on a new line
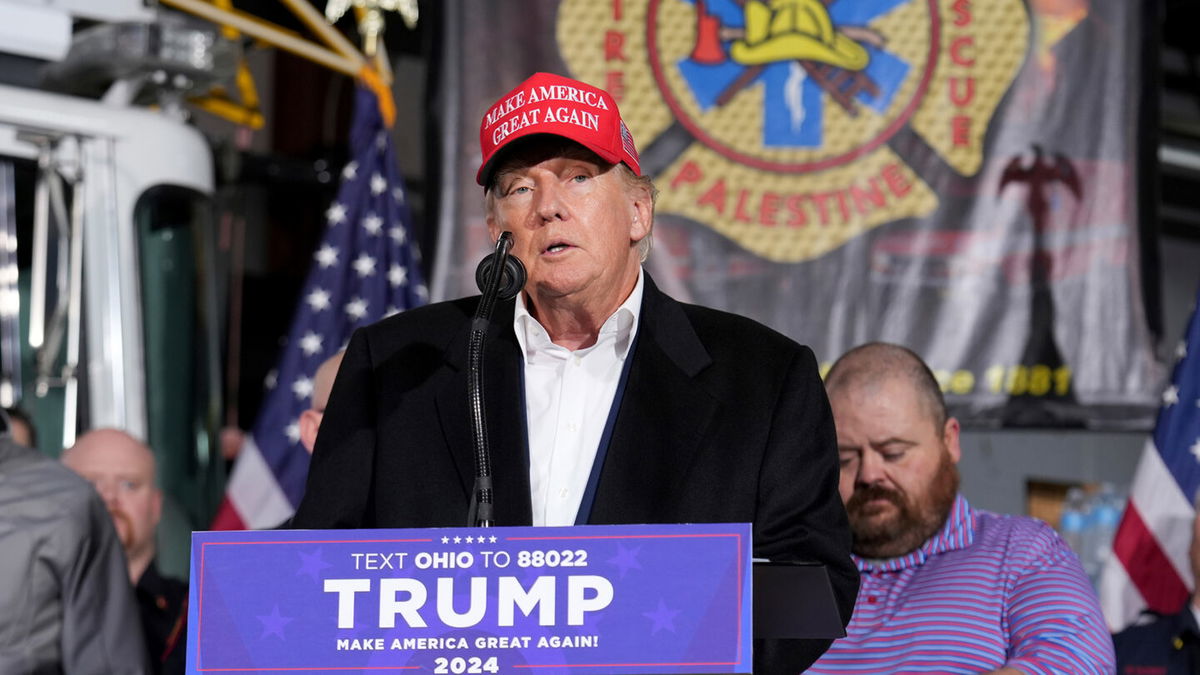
top-left (186, 524), bottom-right (844, 674)
top-left (753, 560), bottom-right (845, 640)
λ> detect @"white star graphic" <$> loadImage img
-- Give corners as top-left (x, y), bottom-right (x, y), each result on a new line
top-left (306, 288), bottom-right (331, 312)
top-left (1178, 340), bottom-right (1188, 361)
top-left (1164, 385), bottom-right (1180, 407)
top-left (453, 536), bottom-right (462, 544)
top-left (1191, 438), bottom-right (1200, 463)
top-left (345, 297), bottom-right (368, 321)
top-left (392, 186), bottom-right (405, 203)
top-left (285, 421), bottom-right (301, 443)
top-left (441, 537), bottom-right (449, 544)
top-left (416, 283), bottom-right (429, 302)
top-left (341, 161), bottom-right (358, 181)
top-left (325, 202), bottom-right (347, 225)
top-left (384, 306), bottom-right (400, 318)
top-left (465, 536), bottom-right (474, 544)
top-left (352, 253), bottom-right (377, 278)
top-left (370, 173), bottom-right (387, 195)
top-left (389, 227), bottom-right (407, 245)
top-left (264, 369), bottom-right (278, 390)
top-left (489, 536), bottom-right (497, 543)
top-left (314, 244), bottom-right (339, 269)
top-left (299, 331), bottom-right (323, 356)
top-left (388, 264), bottom-right (407, 288)
top-left (361, 213), bottom-right (383, 235)
top-left (412, 247), bottom-right (422, 263)
top-left (375, 131), bottom-right (388, 150)
top-left (292, 376), bottom-right (313, 400)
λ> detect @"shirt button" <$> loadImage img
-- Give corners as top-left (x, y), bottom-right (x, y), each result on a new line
top-left (567, 423), bottom-right (577, 432)
top-left (573, 355), bottom-right (582, 366)
top-left (558, 488), bottom-right (569, 499)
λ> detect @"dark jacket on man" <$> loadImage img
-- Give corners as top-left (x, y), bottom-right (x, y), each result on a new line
top-left (1114, 606), bottom-right (1200, 675)
top-left (293, 274), bottom-right (858, 673)
top-left (135, 561), bottom-right (187, 675)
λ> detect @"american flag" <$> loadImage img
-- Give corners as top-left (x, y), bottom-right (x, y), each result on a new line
top-left (212, 86), bottom-right (427, 529)
top-left (1099, 283), bottom-right (1200, 630)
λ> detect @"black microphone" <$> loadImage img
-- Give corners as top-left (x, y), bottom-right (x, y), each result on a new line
top-left (466, 232), bottom-right (526, 527)
top-left (474, 241), bottom-right (527, 300)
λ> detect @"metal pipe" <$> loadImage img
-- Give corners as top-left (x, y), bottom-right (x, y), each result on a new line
top-left (29, 143), bottom-right (50, 350)
top-left (62, 138), bottom-right (85, 448)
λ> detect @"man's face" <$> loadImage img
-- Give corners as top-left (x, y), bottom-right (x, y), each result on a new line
top-left (62, 432), bottom-right (162, 560)
top-left (831, 376), bottom-right (961, 559)
top-left (486, 146), bottom-right (650, 312)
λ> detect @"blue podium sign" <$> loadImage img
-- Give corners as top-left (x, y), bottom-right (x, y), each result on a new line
top-left (186, 523), bottom-right (752, 674)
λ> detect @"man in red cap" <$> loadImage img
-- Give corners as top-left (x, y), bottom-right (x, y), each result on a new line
top-left (294, 72), bottom-right (856, 672)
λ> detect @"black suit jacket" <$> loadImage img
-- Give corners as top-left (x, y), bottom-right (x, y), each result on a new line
top-left (293, 275), bottom-right (857, 673)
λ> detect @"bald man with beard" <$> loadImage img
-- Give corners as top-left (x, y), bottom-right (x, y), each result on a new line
top-left (64, 430), bottom-right (186, 675)
top-left (807, 342), bottom-right (1115, 674)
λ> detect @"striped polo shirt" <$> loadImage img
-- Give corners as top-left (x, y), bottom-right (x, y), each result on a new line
top-left (808, 495), bottom-right (1116, 674)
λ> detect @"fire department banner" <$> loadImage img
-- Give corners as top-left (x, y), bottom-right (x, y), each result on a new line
top-left (431, 0), bottom-right (1163, 427)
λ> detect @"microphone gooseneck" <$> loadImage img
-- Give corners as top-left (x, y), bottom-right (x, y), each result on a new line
top-left (467, 232), bottom-right (526, 527)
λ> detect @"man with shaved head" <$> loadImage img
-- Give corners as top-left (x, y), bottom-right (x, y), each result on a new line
top-left (64, 429), bottom-right (186, 675)
top-left (808, 342), bottom-right (1115, 673)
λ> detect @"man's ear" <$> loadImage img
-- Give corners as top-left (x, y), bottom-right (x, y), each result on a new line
top-left (150, 488), bottom-right (163, 530)
top-left (299, 409), bottom-right (322, 455)
top-left (486, 212), bottom-right (500, 244)
top-left (628, 185), bottom-right (652, 243)
top-left (943, 417), bottom-right (962, 464)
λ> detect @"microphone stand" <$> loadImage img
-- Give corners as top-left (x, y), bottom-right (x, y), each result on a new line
top-left (467, 231), bottom-right (525, 527)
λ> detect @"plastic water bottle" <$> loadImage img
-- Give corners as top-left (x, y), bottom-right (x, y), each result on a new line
top-left (1086, 483), bottom-right (1123, 587)
top-left (1060, 487), bottom-right (1088, 559)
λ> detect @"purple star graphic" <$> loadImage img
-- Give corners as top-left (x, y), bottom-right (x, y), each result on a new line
top-left (642, 599), bottom-right (680, 635)
top-left (297, 548), bottom-right (333, 582)
top-left (607, 543), bottom-right (642, 578)
top-left (257, 605), bottom-right (294, 640)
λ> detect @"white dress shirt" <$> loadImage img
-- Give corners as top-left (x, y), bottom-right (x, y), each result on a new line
top-left (513, 270), bottom-right (644, 526)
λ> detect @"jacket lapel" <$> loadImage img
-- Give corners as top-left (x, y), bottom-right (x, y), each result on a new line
top-left (435, 299), bottom-right (533, 526)
top-left (587, 275), bottom-right (718, 524)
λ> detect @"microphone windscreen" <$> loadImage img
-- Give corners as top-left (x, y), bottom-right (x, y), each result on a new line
top-left (474, 252), bottom-right (527, 300)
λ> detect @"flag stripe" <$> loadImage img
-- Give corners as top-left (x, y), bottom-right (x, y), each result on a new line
top-left (209, 497), bottom-right (246, 531)
top-left (1111, 501), bottom-right (1189, 613)
top-left (225, 436), bottom-right (295, 529)
top-left (1129, 438), bottom-right (1196, 582)
top-left (1097, 555), bottom-right (1144, 632)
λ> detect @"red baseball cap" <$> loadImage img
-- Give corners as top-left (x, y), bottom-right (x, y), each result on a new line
top-left (476, 72), bottom-right (641, 187)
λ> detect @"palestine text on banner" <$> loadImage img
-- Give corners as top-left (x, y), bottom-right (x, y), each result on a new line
top-left (1099, 283), bottom-right (1200, 631)
top-left (212, 86), bottom-right (427, 530)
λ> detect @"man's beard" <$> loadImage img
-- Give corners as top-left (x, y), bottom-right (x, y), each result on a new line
top-left (108, 508), bottom-right (135, 553)
top-left (846, 449), bottom-right (960, 559)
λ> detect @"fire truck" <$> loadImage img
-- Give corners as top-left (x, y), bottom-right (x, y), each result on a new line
top-left (0, 0), bottom-right (228, 574)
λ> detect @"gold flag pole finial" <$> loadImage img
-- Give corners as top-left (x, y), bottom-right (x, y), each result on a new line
top-left (326, 0), bottom-right (418, 57)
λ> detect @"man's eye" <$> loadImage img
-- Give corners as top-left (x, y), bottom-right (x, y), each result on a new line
top-left (570, 174), bottom-right (590, 183)
top-left (120, 480), bottom-right (138, 491)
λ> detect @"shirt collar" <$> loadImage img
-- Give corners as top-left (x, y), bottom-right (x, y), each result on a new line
top-left (854, 494), bottom-right (975, 573)
top-left (514, 268), bottom-right (643, 360)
